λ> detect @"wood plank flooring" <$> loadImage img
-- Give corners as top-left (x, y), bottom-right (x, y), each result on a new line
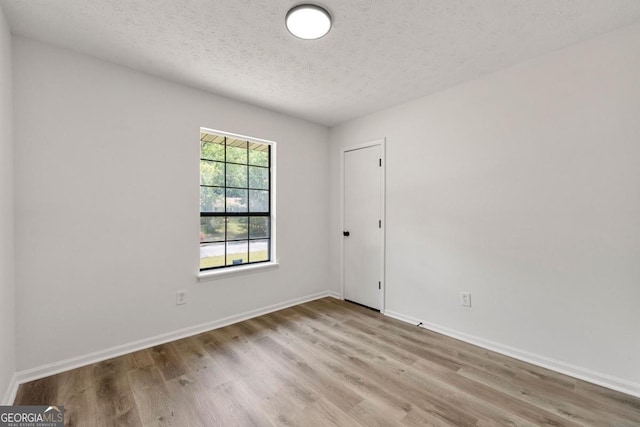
top-left (14, 298), bottom-right (640, 426)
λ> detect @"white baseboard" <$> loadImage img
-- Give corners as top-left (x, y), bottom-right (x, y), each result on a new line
top-left (326, 290), bottom-right (342, 299)
top-left (1, 373), bottom-right (18, 406)
top-left (384, 310), bottom-right (640, 399)
top-left (8, 291), bottom-right (336, 403)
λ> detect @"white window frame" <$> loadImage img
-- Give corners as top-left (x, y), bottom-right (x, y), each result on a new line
top-left (197, 127), bottom-right (278, 281)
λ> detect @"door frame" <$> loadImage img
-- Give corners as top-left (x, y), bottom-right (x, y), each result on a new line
top-left (340, 138), bottom-right (386, 313)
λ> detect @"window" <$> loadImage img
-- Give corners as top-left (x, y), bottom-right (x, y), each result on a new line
top-left (199, 129), bottom-right (273, 271)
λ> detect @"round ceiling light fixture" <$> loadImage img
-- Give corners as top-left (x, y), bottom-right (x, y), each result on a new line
top-left (286, 4), bottom-right (332, 40)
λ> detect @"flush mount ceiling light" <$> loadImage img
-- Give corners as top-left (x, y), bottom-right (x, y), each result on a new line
top-left (286, 4), bottom-right (332, 40)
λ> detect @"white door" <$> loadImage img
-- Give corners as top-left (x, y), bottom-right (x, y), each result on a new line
top-left (343, 143), bottom-right (383, 310)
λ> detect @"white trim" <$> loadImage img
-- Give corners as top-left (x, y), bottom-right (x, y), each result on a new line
top-left (200, 127), bottom-right (276, 146)
top-left (380, 141), bottom-right (386, 312)
top-left (340, 138), bottom-right (386, 312)
top-left (326, 290), bottom-right (342, 299)
top-left (1, 373), bottom-right (18, 405)
top-left (339, 145), bottom-right (344, 300)
top-left (198, 127), bottom-right (277, 278)
top-left (342, 139), bottom-right (384, 152)
top-left (384, 310), bottom-right (640, 399)
top-left (10, 291), bottom-right (335, 396)
top-left (198, 261), bottom-right (279, 281)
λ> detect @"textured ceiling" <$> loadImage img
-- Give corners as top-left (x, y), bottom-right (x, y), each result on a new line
top-left (2, 1), bottom-right (640, 126)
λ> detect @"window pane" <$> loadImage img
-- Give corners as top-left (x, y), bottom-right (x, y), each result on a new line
top-left (200, 187), bottom-right (225, 212)
top-left (249, 166), bottom-right (269, 190)
top-left (200, 217), bottom-right (225, 242)
top-left (249, 148), bottom-right (269, 167)
top-left (201, 141), bottom-right (225, 161)
top-left (227, 217), bottom-right (248, 240)
top-left (200, 160), bottom-right (224, 186)
top-left (226, 142), bottom-right (247, 164)
top-left (249, 240), bottom-right (269, 262)
top-left (226, 188), bottom-right (248, 212)
top-left (200, 243), bottom-right (225, 269)
top-left (226, 163), bottom-right (247, 188)
top-left (226, 241), bottom-right (248, 266)
top-left (249, 190), bottom-right (269, 212)
top-left (249, 217), bottom-right (270, 239)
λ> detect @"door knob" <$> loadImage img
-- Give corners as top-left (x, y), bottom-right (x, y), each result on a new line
top-left (343, 231), bottom-right (350, 237)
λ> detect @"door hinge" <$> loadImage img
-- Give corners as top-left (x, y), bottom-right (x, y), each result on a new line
top-left (378, 281), bottom-right (381, 290)
top-left (379, 158), bottom-right (382, 167)
top-left (379, 220), bottom-right (381, 228)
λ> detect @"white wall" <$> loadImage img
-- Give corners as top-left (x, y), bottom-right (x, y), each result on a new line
top-left (330, 23), bottom-right (640, 393)
top-left (13, 37), bottom-right (330, 371)
top-left (0, 4), bottom-right (15, 403)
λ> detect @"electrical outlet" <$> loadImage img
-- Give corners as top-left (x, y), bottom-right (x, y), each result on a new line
top-left (461, 292), bottom-right (471, 307)
top-left (176, 290), bottom-right (187, 305)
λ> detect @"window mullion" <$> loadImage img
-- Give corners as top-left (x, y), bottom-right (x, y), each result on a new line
top-left (246, 140), bottom-right (250, 263)
top-left (224, 137), bottom-right (227, 266)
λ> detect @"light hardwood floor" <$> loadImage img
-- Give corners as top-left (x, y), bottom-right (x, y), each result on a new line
top-left (14, 298), bottom-right (640, 426)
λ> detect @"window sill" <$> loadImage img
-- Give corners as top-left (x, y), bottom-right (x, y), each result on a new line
top-left (197, 261), bottom-right (279, 282)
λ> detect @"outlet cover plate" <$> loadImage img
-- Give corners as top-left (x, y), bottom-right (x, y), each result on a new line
top-left (176, 290), bottom-right (187, 305)
top-left (461, 292), bottom-right (471, 307)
